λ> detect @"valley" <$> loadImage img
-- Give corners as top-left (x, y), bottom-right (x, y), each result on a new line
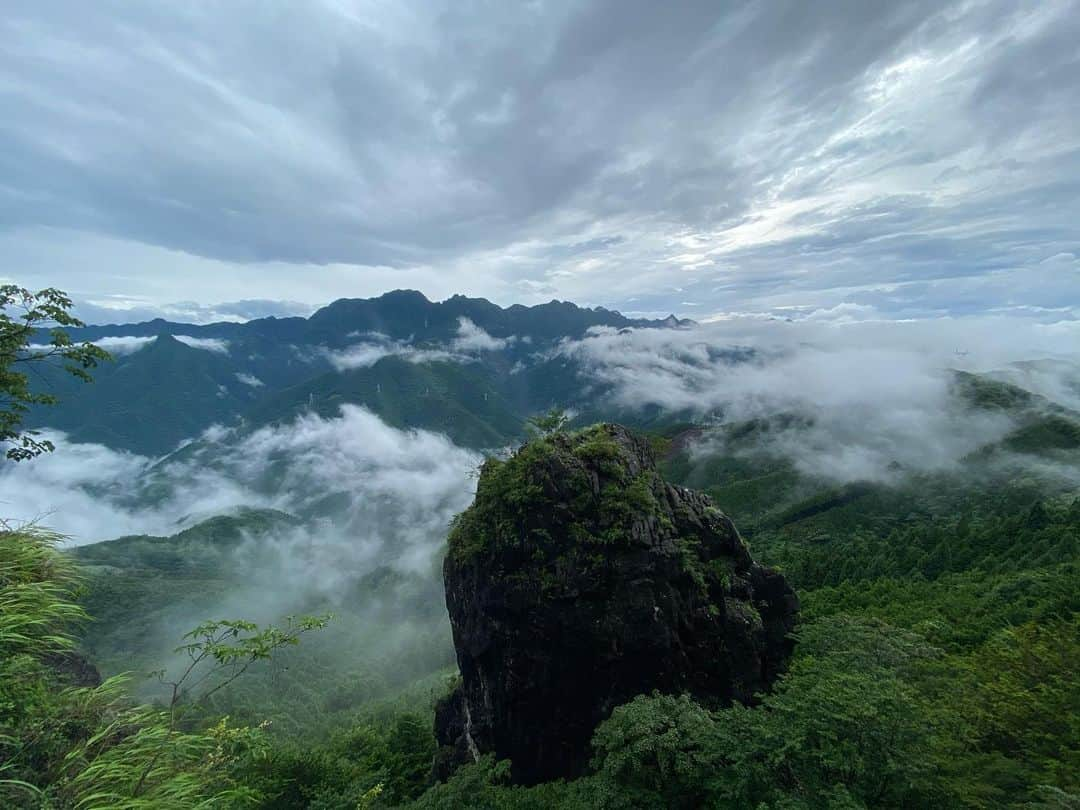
top-left (2, 290), bottom-right (1078, 808)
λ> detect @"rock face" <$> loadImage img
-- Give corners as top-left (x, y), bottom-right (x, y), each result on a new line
top-left (435, 424), bottom-right (799, 785)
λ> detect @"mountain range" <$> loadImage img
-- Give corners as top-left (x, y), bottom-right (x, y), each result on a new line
top-left (8, 288), bottom-right (1079, 807)
top-left (28, 290), bottom-right (693, 455)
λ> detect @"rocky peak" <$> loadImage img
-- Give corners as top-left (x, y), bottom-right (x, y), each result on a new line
top-left (435, 423), bottom-right (799, 784)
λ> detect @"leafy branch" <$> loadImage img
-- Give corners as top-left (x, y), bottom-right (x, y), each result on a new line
top-left (131, 614), bottom-right (331, 797)
top-left (0, 285), bottom-right (112, 460)
top-left (526, 407), bottom-right (570, 438)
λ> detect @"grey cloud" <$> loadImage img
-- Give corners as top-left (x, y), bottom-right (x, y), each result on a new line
top-left (2, 0), bottom-right (1079, 318)
top-left (209, 299), bottom-right (313, 321)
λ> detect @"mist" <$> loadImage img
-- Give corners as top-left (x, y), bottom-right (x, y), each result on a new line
top-left (323, 317), bottom-right (517, 369)
top-left (557, 313), bottom-right (1080, 482)
top-left (0, 405), bottom-right (480, 560)
top-left (0, 406), bottom-right (483, 709)
top-left (172, 335), bottom-right (230, 353)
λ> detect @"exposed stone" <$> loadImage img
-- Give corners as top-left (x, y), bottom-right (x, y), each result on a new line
top-left (435, 423), bottom-right (799, 785)
top-left (43, 650), bottom-right (103, 688)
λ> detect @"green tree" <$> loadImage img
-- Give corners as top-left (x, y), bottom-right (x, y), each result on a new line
top-left (0, 285), bottom-right (110, 460)
top-left (588, 618), bottom-right (955, 810)
top-left (526, 407), bottom-right (570, 437)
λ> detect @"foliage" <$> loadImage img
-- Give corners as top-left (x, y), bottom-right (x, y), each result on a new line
top-left (404, 755), bottom-right (597, 810)
top-left (0, 285), bottom-right (111, 460)
top-left (61, 686), bottom-right (270, 810)
top-left (526, 407), bottom-right (570, 437)
top-left (166, 615), bottom-right (331, 709)
top-left (0, 526), bottom-right (326, 808)
top-left (960, 617), bottom-right (1080, 801)
top-left (0, 526), bottom-right (86, 659)
top-left (586, 618), bottom-right (951, 809)
top-left (241, 712), bottom-right (436, 808)
top-left (1, 526), bottom-right (91, 801)
top-left (446, 424), bottom-right (665, 563)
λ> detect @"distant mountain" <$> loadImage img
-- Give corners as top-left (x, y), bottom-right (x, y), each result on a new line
top-left (61, 290), bottom-right (692, 345)
top-left (245, 357), bottom-right (525, 449)
top-left (25, 334), bottom-right (270, 454)
top-left (70, 508), bottom-right (301, 574)
top-left (951, 370), bottom-right (1080, 456)
top-left (27, 291), bottom-right (691, 455)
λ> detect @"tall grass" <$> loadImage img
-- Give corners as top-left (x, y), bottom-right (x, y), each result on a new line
top-left (0, 526), bottom-right (86, 661)
top-left (0, 526), bottom-right (266, 808)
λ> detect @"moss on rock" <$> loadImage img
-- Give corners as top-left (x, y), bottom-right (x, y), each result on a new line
top-left (437, 423), bottom-right (799, 785)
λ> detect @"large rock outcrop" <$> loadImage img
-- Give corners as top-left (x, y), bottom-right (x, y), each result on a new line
top-left (435, 424), bottom-right (799, 784)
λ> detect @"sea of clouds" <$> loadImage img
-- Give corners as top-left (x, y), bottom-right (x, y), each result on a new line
top-left (3, 313), bottom-right (1078, 681)
top-left (6, 312), bottom-right (1079, 546)
top-left (0, 406), bottom-right (480, 570)
top-left (555, 313), bottom-right (1080, 482)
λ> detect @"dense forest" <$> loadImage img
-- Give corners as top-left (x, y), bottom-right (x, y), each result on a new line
top-left (1, 287), bottom-right (1078, 808)
top-left (4, 440), bottom-right (1077, 808)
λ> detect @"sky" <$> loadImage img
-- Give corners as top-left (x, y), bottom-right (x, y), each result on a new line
top-left (2, 0), bottom-right (1078, 324)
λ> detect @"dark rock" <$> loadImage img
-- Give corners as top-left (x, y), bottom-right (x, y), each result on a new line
top-left (43, 650), bottom-right (102, 688)
top-left (435, 423), bottom-right (798, 785)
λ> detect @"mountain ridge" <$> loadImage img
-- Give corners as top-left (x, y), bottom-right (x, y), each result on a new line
top-left (25, 290), bottom-right (693, 455)
top-left (61, 290), bottom-right (695, 343)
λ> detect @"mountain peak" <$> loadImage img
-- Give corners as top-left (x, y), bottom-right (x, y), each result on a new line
top-left (437, 424), bottom-right (798, 783)
top-left (376, 289), bottom-right (431, 304)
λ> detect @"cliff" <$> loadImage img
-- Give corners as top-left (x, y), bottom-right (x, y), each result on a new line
top-left (435, 424), bottom-right (799, 784)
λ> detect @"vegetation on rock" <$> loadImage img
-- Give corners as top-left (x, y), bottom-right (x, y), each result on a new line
top-left (438, 423), bottom-right (798, 784)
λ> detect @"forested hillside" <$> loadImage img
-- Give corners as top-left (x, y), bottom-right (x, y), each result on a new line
top-left (6, 418), bottom-right (1077, 808)
top-left (2, 288), bottom-right (1077, 808)
top-left (24, 290), bottom-right (687, 456)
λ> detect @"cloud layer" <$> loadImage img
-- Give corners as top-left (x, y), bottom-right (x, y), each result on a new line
top-left (0, 406), bottom-right (480, 568)
top-left (172, 335), bottom-right (230, 354)
top-left (322, 317), bottom-right (512, 369)
top-left (2, 1), bottom-right (1078, 320)
top-left (558, 313), bottom-right (1080, 481)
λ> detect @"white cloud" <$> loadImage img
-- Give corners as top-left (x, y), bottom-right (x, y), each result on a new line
top-left (91, 335), bottom-right (157, 355)
top-left (802, 303), bottom-right (881, 323)
top-left (451, 317), bottom-right (512, 352)
top-left (322, 335), bottom-right (465, 371)
top-left (323, 342), bottom-right (396, 370)
top-left (323, 318), bottom-right (517, 370)
top-left (0, 407), bottom-right (480, 572)
top-left (558, 314), bottom-right (1080, 482)
top-left (27, 335), bottom-right (156, 356)
top-left (235, 372), bottom-right (264, 387)
top-left (173, 335), bottom-right (229, 354)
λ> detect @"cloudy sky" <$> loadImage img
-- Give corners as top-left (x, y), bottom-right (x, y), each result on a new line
top-left (2, 0), bottom-right (1078, 323)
